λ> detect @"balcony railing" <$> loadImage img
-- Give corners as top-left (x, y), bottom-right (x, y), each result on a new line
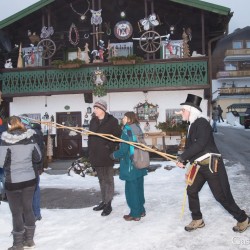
top-left (216, 70), bottom-right (250, 79)
top-left (219, 87), bottom-right (250, 96)
top-left (0, 58), bottom-right (209, 97)
top-left (225, 49), bottom-right (250, 56)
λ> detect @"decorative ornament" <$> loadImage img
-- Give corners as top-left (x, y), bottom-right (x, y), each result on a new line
top-left (144, 121), bottom-right (151, 132)
top-left (139, 13), bottom-right (160, 31)
top-left (69, 23), bottom-right (80, 46)
top-left (93, 67), bottom-right (106, 86)
top-left (120, 11), bottom-right (126, 18)
top-left (92, 67), bottom-right (107, 97)
top-left (4, 58), bottom-right (13, 68)
top-left (90, 27), bottom-right (104, 46)
top-left (84, 43), bottom-right (90, 64)
top-left (64, 105), bottom-right (70, 110)
top-left (17, 43), bottom-right (23, 68)
top-left (114, 21), bottom-right (133, 40)
top-left (90, 9), bottom-right (103, 25)
top-left (70, 0), bottom-right (90, 21)
top-left (104, 22), bottom-right (111, 36)
top-left (40, 26), bottom-right (54, 39)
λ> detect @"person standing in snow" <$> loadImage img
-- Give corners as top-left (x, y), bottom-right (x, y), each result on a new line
top-left (111, 112), bottom-right (147, 221)
top-left (0, 116), bottom-right (42, 250)
top-left (176, 94), bottom-right (250, 233)
top-left (211, 106), bottom-right (219, 133)
top-left (217, 104), bottom-right (224, 123)
top-left (88, 99), bottom-right (121, 216)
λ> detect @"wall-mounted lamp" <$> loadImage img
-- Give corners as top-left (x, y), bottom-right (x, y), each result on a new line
top-left (87, 106), bottom-right (92, 114)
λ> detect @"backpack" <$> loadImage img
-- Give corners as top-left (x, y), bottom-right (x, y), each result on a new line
top-left (132, 131), bottom-right (150, 169)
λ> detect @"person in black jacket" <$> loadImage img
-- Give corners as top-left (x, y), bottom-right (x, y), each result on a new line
top-left (88, 99), bottom-right (121, 216)
top-left (0, 116), bottom-right (41, 250)
top-left (176, 94), bottom-right (249, 233)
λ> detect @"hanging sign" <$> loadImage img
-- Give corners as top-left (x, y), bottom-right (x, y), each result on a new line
top-left (114, 21), bottom-right (133, 40)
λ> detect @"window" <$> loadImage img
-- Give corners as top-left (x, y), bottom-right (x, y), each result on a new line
top-left (232, 41), bottom-right (243, 49)
top-left (246, 41), bottom-right (250, 48)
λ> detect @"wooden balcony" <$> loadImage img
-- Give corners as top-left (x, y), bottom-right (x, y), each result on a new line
top-left (0, 58), bottom-right (209, 98)
top-left (225, 49), bottom-right (250, 56)
top-left (216, 70), bottom-right (250, 79)
top-left (219, 87), bottom-right (250, 96)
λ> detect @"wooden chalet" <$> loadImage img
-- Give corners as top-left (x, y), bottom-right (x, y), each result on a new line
top-left (0, 0), bottom-right (232, 159)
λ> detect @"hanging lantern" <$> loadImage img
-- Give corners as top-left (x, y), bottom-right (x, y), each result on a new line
top-left (87, 107), bottom-right (92, 114)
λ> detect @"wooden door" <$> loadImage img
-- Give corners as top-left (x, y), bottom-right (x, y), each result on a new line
top-left (56, 112), bottom-right (82, 159)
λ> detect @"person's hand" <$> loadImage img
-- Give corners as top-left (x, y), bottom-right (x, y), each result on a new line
top-left (176, 161), bottom-right (185, 169)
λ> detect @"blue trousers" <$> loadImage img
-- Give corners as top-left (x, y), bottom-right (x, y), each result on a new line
top-left (125, 176), bottom-right (145, 218)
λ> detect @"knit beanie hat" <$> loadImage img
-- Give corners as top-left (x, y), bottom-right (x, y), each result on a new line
top-left (93, 99), bottom-right (107, 112)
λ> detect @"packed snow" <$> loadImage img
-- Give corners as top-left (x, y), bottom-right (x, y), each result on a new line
top-left (0, 121), bottom-right (249, 250)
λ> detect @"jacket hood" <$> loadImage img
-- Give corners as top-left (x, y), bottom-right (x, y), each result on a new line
top-left (1, 129), bottom-right (36, 144)
top-left (129, 123), bottom-right (142, 136)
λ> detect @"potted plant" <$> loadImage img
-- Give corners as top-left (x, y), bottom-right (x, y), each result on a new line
top-left (155, 117), bottom-right (188, 136)
top-left (109, 55), bottom-right (143, 65)
top-left (51, 59), bottom-right (85, 68)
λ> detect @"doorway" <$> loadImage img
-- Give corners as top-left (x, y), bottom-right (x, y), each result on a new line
top-left (56, 112), bottom-right (82, 159)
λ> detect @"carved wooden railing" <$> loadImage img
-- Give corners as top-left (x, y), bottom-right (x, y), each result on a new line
top-left (0, 58), bottom-right (209, 97)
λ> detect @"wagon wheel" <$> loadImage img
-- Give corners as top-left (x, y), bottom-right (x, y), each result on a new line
top-left (37, 38), bottom-right (56, 59)
top-left (139, 30), bottom-right (161, 53)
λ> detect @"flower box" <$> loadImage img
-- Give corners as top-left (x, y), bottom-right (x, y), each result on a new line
top-left (112, 59), bottom-right (135, 65)
top-left (58, 63), bottom-right (81, 69)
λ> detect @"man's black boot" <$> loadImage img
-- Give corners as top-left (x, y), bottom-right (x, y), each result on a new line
top-left (93, 201), bottom-right (105, 211)
top-left (101, 201), bottom-right (112, 216)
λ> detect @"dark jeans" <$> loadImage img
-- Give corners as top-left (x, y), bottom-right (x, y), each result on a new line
top-left (33, 176), bottom-right (41, 219)
top-left (95, 166), bottom-right (114, 204)
top-left (187, 166), bottom-right (247, 222)
top-left (6, 185), bottom-right (36, 232)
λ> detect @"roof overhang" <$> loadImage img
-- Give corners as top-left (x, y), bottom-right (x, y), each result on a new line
top-left (169, 0), bottom-right (231, 15)
top-left (0, 0), bottom-right (55, 29)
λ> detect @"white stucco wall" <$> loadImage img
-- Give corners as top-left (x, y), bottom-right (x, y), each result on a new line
top-left (9, 89), bottom-right (207, 147)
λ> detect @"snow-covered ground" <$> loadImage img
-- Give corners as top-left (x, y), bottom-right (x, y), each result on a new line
top-left (0, 121), bottom-right (250, 250)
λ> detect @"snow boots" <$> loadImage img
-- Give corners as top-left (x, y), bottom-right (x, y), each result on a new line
top-left (23, 225), bottom-right (36, 249)
top-left (185, 219), bottom-right (205, 232)
top-left (8, 230), bottom-right (24, 250)
top-left (233, 217), bottom-right (250, 233)
top-left (101, 201), bottom-right (112, 216)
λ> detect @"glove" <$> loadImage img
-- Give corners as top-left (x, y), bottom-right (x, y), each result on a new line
top-left (109, 153), bottom-right (115, 160)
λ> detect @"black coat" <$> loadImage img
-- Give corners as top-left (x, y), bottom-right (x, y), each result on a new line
top-left (88, 113), bottom-right (121, 167)
top-left (181, 117), bottom-right (220, 163)
top-left (181, 117), bottom-right (235, 201)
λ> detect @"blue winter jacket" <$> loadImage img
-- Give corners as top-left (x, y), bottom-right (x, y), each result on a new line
top-left (113, 124), bottom-right (147, 181)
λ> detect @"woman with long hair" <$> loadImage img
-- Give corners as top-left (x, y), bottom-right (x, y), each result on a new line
top-left (0, 116), bottom-right (41, 250)
top-left (111, 112), bottom-right (147, 221)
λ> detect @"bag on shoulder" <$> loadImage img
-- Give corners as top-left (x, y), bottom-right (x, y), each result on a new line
top-left (133, 136), bottom-right (150, 169)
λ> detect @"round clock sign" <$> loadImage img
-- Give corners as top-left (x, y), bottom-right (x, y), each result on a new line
top-left (114, 21), bottom-right (133, 40)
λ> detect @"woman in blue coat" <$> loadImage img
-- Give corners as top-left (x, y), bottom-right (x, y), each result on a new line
top-left (112, 112), bottom-right (147, 221)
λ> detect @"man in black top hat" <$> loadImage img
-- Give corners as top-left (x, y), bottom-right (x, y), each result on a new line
top-left (176, 94), bottom-right (250, 233)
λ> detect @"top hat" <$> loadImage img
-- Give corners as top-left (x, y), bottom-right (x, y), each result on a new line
top-left (180, 94), bottom-right (202, 112)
